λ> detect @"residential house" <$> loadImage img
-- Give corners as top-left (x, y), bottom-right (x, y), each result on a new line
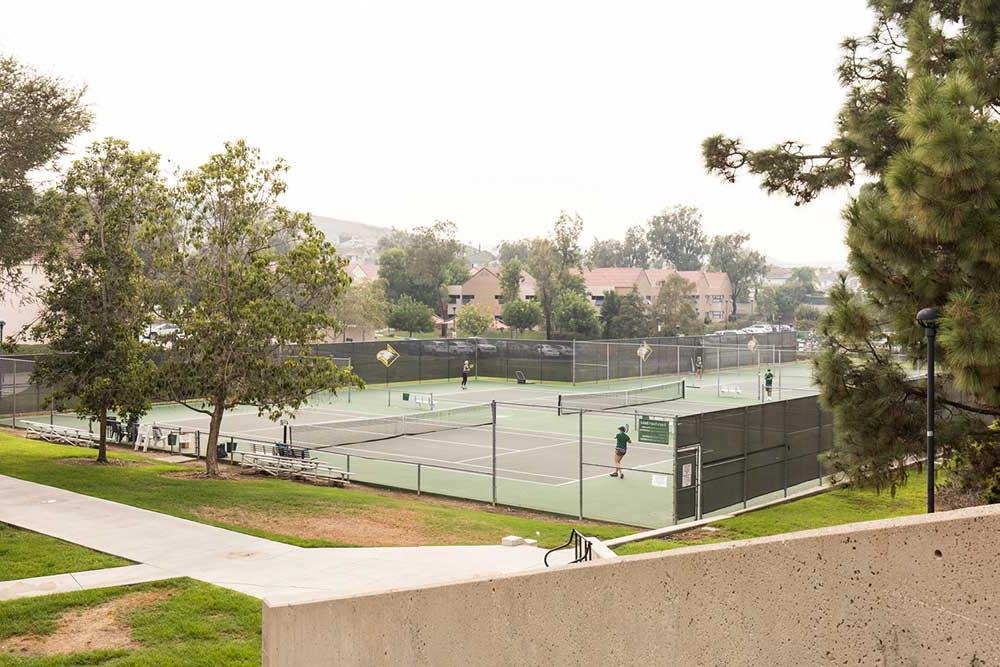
top-left (445, 266), bottom-right (733, 325)
top-left (0, 263), bottom-right (46, 343)
top-left (446, 267), bottom-right (504, 319)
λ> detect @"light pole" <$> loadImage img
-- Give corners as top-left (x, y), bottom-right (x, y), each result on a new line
top-left (0, 320), bottom-right (5, 344)
top-left (916, 307), bottom-right (939, 513)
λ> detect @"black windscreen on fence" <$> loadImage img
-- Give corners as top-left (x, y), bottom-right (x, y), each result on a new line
top-left (313, 331), bottom-right (796, 386)
top-left (674, 395), bottom-right (832, 519)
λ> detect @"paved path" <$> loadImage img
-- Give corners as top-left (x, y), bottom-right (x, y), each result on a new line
top-left (0, 475), bottom-right (549, 604)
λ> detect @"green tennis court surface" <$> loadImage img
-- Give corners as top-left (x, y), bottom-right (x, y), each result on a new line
top-left (25, 360), bottom-right (828, 528)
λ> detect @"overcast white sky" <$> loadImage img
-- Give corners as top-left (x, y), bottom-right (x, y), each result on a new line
top-left (4, 1), bottom-right (874, 265)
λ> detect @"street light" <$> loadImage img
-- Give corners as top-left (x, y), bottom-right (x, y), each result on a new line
top-left (0, 320), bottom-right (5, 344)
top-left (916, 307), bottom-right (939, 513)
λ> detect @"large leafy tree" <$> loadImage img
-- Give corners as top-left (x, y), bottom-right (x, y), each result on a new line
top-left (153, 141), bottom-right (357, 476)
top-left (499, 258), bottom-right (524, 304)
top-left (623, 225), bottom-right (652, 268)
top-left (615, 289), bottom-right (652, 338)
top-left (598, 290), bottom-right (622, 338)
top-left (0, 56), bottom-right (92, 296)
top-left (526, 238), bottom-right (559, 339)
top-left (553, 291), bottom-right (600, 338)
top-left (501, 298), bottom-right (542, 338)
top-left (32, 139), bottom-right (162, 463)
top-left (330, 279), bottom-right (388, 342)
top-left (650, 274), bottom-right (701, 335)
top-left (587, 238), bottom-right (625, 268)
top-left (456, 303), bottom-right (492, 337)
top-left (708, 233), bottom-right (767, 315)
top-left (376, 221), bottom-right (465, 312)
top-left (703, 2), bottom-right (1000, 497)
top-left (387, 295), bottom-right (434, 336)
top-left (645, 205), bottom-right (708, 270)
top-left (498, 239), bottom-right (531, 264)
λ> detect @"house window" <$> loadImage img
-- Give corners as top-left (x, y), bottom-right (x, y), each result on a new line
top-left (711, 295), bottom-right (724, 303)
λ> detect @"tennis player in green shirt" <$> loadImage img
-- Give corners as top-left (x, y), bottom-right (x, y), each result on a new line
top-left (610, 425), bottom-right (630, 479)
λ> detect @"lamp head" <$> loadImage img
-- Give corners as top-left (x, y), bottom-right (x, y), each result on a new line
top-left (916, 307), bottom-right (940, 329)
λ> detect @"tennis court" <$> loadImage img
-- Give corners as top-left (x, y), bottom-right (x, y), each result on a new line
top-left (18, 355), bottom-right (834, 528)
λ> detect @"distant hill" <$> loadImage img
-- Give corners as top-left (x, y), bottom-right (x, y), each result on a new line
top-left (310, 215), bottom-right (391, 243)
top-left (310, 214), bottom-right (497, 266)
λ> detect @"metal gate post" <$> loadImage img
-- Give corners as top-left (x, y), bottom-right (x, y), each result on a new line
top-left (491, 401), bottom-right (497, 506)
top-left (578, 409), bottom-right (584, 520)
top-left (743, 407), bottom-right (749, 509)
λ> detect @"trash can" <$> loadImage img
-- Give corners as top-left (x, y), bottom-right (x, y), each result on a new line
top-left (167, 433), bottom-right (178, 451)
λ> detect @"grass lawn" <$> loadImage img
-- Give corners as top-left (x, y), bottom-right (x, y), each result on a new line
top-left (0, 578), bottom-right (259, 666)
top-left (614, 471), bottom-right (928, 555)
top-left (0, 433), bottom-right (642, 549)
top-left (0, 431), bottom-right (930, 556)
top-left (0, 524), bottom-right (130, 582)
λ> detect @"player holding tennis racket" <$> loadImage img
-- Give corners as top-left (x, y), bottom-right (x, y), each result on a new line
top-left (610, 424), bottom-right (630, 479)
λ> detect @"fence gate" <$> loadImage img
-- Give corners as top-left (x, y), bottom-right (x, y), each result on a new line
top-left (675, 445), bottom-right (701, 522)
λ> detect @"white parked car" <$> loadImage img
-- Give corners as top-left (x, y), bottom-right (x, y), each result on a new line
top-left (144, 323), bottom-right (181, 342)
top-left (538, 344), bottom-right (561, 358)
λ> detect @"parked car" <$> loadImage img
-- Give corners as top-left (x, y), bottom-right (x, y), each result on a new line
top-left (425, 340), bottom-right (450, 355)
top-left (469, 338), bottom-right (498, 354)
top-left (555, 344), bottom-right (574, 358)
top-left (449, 341), bottom-right (476, 355)
top-left (143, 323), bottom-right (181, 342)
top-left (538, 344), bottom-right (561, 358)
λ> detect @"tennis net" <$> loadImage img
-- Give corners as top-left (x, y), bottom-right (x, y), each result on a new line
top-left (289, 403), bottom-right (493, 449)
top-left (557, 379), bottom-right (685, 414)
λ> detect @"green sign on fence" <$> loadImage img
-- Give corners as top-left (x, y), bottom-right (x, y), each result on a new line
top-left (638, 415), bottom-right (670, 445)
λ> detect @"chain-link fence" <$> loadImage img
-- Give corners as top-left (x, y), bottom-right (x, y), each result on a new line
top-left (673, 395), bottom-right (834, 521)
top-left (314, 331), bottom-right (796, 386)
top-left (0, 355), bottom-right (55, 426)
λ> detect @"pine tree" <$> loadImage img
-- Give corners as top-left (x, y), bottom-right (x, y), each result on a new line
top-left (703, 3), bottom-right (1000, 498)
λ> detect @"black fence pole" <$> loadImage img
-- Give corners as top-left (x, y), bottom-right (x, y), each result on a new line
top-left (491, 401), bottom-right (497, 506)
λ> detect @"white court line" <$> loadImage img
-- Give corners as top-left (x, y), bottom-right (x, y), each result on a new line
top-left (554, 457), bottom-right (675, 486)
top-left (315, 445), bottom-right (574, 484)
top-left (456, 438), bottom-right (577, 464)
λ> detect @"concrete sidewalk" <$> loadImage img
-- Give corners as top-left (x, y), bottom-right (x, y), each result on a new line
top-left (0, 475), bottom-right (548, 604)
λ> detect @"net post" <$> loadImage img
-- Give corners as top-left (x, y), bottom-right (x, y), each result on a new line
top-left (491, 401), bottom-right (497, 506)
top-left (716, 347), bottom-right (721, 396)
top-left (606, 343), bottom-right (610, 385)
top-left (578, 408), bottom-right (584, 520)
top-left (676, 345), bottom-right (680, 377)
top-left (417, 463), bottom-right (422, 495)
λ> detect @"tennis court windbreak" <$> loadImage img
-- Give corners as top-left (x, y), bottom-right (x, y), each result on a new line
top-left (557, 379), bottom-right (685, 415)
top-left (288, 403), bottom-right (493, 449)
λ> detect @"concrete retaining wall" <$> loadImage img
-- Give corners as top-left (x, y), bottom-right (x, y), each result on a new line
top-left (263, 505), bottom-right (1000, 666)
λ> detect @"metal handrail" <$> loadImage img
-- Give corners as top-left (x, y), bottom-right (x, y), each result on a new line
top-left (543, 529), bottom-right (593, 567)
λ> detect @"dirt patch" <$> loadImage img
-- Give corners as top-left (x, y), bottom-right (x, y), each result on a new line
top-left (198, 505), bottom-right (440, 546)
top-left (55, 457), bottom-right (147, 468)
top-left (935, 485), bottom-right (985, 512)
top-left (0, 588), bottom-right (174, 657)
top-left (666, 526), bottom-right (735, 542)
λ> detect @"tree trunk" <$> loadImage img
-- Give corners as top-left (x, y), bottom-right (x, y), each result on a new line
top-left (97, 407), bottom-right (108, 464)
top-left (205, 403), bottom-right (224, 476)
